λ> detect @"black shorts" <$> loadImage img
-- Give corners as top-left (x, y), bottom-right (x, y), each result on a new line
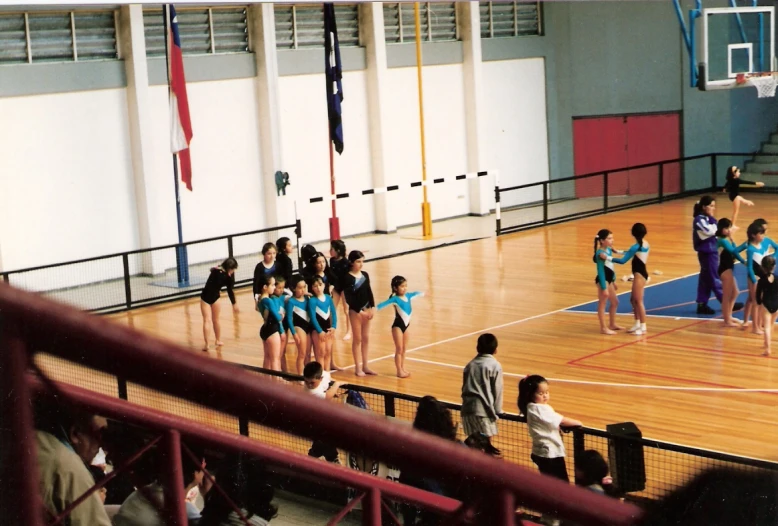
top-left (260, 320), bottom-right (280, 341)
top-left (594, 267), bottom-right (616, 286)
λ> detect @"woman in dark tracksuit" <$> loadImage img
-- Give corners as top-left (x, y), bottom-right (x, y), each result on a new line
top-left (692, 196), bottom-right (724, 315)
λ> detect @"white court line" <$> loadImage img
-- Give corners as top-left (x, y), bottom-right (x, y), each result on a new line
top-left (404, 357), bottom-right (778, 392)
top-left (561, 310), bottom-right (715, 322)
top-left (343, 270), bottom-right (701, 371)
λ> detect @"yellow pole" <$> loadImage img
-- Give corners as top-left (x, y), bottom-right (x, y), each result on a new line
top-left (414, 2), bottom-right (432, 237)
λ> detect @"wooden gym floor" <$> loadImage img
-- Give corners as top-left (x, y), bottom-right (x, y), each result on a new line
top-left (106, 194), bottom-right (778, 463)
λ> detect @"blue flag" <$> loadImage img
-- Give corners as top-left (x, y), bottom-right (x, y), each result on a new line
top-left (324, 3), bottom-right (344, 154)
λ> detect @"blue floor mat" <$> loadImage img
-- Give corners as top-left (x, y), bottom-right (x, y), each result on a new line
top-left (568, 264), bottom-right (750, 319)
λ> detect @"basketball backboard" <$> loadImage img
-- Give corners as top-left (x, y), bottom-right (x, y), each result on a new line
top-left (698, 6), bottom-right (775, 90)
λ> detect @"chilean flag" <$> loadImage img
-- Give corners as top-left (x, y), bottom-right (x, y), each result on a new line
top-left (167, 5), bottom-right (193, 191)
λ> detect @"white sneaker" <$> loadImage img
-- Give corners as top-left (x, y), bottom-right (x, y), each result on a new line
top-left (634, 329), bottom-right (643, 336)
top-left (626, 323), bottom-right (640, 333)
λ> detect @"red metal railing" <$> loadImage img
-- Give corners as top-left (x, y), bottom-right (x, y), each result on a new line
top-left (0, 283), bottom-right (644, 525)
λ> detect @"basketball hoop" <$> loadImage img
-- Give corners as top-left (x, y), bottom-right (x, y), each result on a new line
top-left (736, 72), bottom-right (778, 98)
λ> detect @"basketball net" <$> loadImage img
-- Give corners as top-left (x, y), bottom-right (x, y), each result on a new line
top-left (737, 73), bottom-right (778, 98)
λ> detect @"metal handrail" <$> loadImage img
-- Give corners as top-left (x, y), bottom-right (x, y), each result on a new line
top-left (0, 282), bottom-right (642, 526)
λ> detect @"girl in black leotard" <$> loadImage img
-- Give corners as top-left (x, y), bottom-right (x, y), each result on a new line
top-left (723, 166), bottom-right (764, 229)
top-left (275, 237), bottom-right (294, 287)
top-left (253, 242), bottom-right (277, 303)
top-left (329, 239), bottom-right (351, 341)
top-left (757, 256), bottom-right (778, 356)
top-left (199, 258), bottom-right (239, 351)
top-left (343, 250), bottom-right (376, 377)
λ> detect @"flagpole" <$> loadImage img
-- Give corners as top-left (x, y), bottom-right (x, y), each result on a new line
top-left (414, 2), bottom-right (432, 238)
top-left (329, 130), bottom-right (340, 240)
top-left (163, 4), bottom-right (190, 286)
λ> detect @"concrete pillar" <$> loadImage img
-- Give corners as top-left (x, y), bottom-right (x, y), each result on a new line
top-left (248, 4), bottom-right (288, 227)
top-left (360, 3), bottom-right (396, 233)
top-left (119, 5), bottom-right (164, 273)
top-left (459, 1), bottom-right (491, 215)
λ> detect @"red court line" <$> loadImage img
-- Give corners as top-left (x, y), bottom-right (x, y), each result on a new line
top-left (567, 319), bottom-right (711, 366)
top-left (649, 340), bottom-right (778, 360)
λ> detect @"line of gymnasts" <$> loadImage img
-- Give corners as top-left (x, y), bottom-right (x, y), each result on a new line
top-left (198, 238), bottom-right (424, 378)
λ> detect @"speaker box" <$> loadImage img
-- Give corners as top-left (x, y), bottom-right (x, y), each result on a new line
top-left (607, 421), bottom-right (646, 493)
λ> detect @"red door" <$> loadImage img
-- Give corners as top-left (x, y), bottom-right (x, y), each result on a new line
top-left (626, 114), bottom-right (681, 195)
top-left (573, 113), bottom-right (681, 198)
top-left (573, 117), bottom-right (628, 198)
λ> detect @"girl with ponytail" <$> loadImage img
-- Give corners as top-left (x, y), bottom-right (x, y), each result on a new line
top-left (593, 229), bottom-right (623, 334)
top-left (612, 223), bottom-right (649, 335)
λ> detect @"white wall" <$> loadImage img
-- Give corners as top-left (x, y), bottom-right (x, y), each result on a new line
top-left (147, 77), bottom-right (266, 274)
top-left (0, 88), bottom-right (136, 277)
top-left (482, 58), bottom-right (550, 208)
top-left (383, 64), bottom-right (470, 226)
top-left (277, 70), bottom-right (375, 243)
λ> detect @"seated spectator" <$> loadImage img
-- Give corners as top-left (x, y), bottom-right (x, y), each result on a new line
top-left (399, 396), bottom-right (458, 526)
top-left (199, 453), bottom-right (277, 525)
top-left (112, 444), bottom-right (206, 525)
top-left (303, 361), bottom-right (344, 463)
top-left (574, 450), bottom-right (611, 495)
top-left (33, 394), bottom-right (112, 526)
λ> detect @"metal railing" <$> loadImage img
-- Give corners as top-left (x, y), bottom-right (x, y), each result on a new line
top-left (0, 282), bottom-right (641, 526)
top-left (0, 222), bottom-right (300, 313)
top-left (495, 151), bottom-right (774, 235)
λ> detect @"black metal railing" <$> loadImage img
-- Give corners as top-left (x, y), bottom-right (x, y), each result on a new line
top-left (34, 352), bottom-right (778, 506)
top-left (495, 151), bottom-right (776, 235)
top-left (0, 222), bottom-right (301, 313)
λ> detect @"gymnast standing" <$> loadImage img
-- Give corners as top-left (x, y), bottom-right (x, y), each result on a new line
top-left (253, 242), bottom-right (277, 304)
top-left (287, 276), bottom-right (313, 374)
top-left (723, 166), bottom-right (764, 229)
top-left (256, 274), bottom-right (284, 371)
top-left (329, 240), bottom-right (352, 341)
top-left (743, 222), bottom-right (778, 334)
top-left (715, 218), bottom-right (746, 327)
top-left (308, 276), bottom-right (339, 372)
top-left (343, 250), bottom-right (377, 376)
top-left (377, 275), bottom-right (424, 378)
top-left (594, 229), bottom-right (622, 335)
top-left (756, 255), bottom-right (778, 356)
top-left (199, 257), bottom-right (239, 351)
top-left (612, 223), bottom-right (649, 336)
top-left (692, 196), bottom-right (724, 315)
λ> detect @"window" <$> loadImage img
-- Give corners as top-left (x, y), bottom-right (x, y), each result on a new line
top-left (274, 4), bottom-right (359, 49)
top-left (479, 1), bottom-right (541, 39)
top-left (383, 3), bottom-right (458, 44)
top-left (0, 10), bottom-right (117, 64)
top-left (143, 6), bottom-right (249, 58)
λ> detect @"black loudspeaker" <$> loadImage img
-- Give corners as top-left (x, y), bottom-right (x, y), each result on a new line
top-left (606, 422), bottom-right (646, 493)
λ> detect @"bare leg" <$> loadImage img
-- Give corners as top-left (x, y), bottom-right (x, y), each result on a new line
top-left (401, 329), bottom-right (411, 377)
top-left (295, 331), bottom-right (308, 375)
top-left (350, 311), bottom-right (366, 376)
top-left (633, 275), bottom-right (647, 324)
top-left (266, 333), bottom-right (282, 371)
top-left (212, 301), bottom-right (223, 346)
top-left (312, 332), bottom-right (323, 363)
top-left (608, 284), bottom-right (623, 330)
top-left (200, 300), bottom-right (211, 350)
top-left (720, 270), bottom-right (734, 325)
top-left (750, 281), bottom-right (763, 334)
top-left (763, 309), bottom-right (774, 356)
top-left (597, 286), bottom-right (615, 335)
top-left (732, 197), bottom-right (742, 228)
top-left (333, 291), bottom-right (351, 339)
top-left (279, 332), bottom-right (288, 373)
top-left (361, 313), bottom-right (376, 375)
top-left (391, 326), bottom-right (409, 378)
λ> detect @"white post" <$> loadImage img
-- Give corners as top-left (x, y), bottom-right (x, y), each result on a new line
top-left (459, 1), bottom-right (491, 216)
top-left (249, 4), bottom-right (288, 228)
top-left (361, 2), bottom-right (397, 233)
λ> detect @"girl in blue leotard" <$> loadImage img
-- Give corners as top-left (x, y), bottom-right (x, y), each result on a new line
top-left (377, 276), bottom-right (424, 378)
top-left (743, 222), bottom-right (778, 334)
top-left (256, 274), bottom-right (283, 371)
top-left (715, 218), bottom-right (747, 327)
top-left (612, 223), bottom-right (649, 336)
top-left (287, 276), bottom-right (313, 375)
top-left (594, 229), bottom-right (623, 335)
top-left (308, 276), bottom-right (338, 372)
